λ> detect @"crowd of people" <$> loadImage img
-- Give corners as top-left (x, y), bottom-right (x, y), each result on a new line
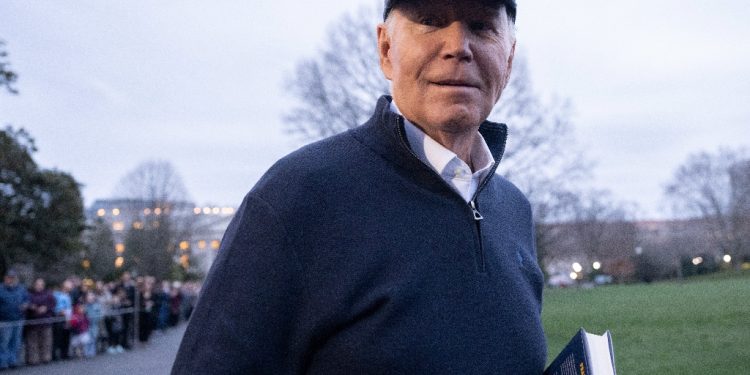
top-left (0, 269), bottom-right (199, 370)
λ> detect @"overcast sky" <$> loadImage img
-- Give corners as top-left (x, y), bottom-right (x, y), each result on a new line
top-left (1, 0), bottom-right (748, 219)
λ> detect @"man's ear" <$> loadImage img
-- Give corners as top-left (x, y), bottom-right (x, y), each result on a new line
top-left (377, 23), bottom-right (393, 81)
top-left (502, 40), bottom-right (516, 90)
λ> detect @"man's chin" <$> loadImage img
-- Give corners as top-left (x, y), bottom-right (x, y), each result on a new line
top-left (434, 105), bottom-right (486, 128)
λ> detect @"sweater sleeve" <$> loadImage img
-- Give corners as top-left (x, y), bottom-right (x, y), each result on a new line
top-left (171, 194), bottom-right (306, 374)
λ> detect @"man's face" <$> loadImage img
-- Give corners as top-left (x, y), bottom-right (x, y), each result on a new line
top-left (378, 0), bottom-right (515, 134)
top-left (34, 278), bottom-right (45, 292)
top-left (4, 275), bottom-right (17, 287)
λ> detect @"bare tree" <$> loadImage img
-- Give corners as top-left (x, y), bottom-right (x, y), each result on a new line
top-left (114, 160), bottom-right (195, 279)
top-left (284, 5), bottom-right (388, 140)
top-left (115, 160), bottom-right (189, 208)
top-left (665, 147), bottom-right (750, 268)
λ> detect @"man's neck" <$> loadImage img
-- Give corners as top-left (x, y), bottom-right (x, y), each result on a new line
top-left (421, 129), bottom-right (477, 169)
top-left (390, 100), bottom-right (480, 170)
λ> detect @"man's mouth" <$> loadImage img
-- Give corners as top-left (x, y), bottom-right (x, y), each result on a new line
top-left (433, 79), bottom-right (479, 88)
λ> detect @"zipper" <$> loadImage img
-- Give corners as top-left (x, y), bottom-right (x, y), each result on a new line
top-left (394, 115), bottom-right (502, 273)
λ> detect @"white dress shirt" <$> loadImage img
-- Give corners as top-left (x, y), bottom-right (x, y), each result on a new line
top-left (390, 101), bottom-right (495, 203)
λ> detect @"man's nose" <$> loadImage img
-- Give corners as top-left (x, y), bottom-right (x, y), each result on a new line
top-left (441, 21), bottom-right (473, 62)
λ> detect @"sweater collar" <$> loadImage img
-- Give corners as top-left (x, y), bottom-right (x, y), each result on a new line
top-left (372, 95), bottom-right (508, 164)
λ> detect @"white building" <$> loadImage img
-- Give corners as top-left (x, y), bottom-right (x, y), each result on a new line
top-left (86, 199), bottom-right (236, 274)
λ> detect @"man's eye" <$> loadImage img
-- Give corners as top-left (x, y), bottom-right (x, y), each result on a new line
top-left (419, 17), bottom-right (436, 26)
top-left (469, 21), bottom-right (488, 31)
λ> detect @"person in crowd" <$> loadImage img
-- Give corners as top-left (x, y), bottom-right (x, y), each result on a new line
top-left (168, 282), bottom-right (182, 327)
top-left (68, 303), bottom-right (90, 359)
top-left (52, 279), bottom-right (73, 360)
top-left (137, 281), bottom-right (156, 343)
top-left (25, 278), bottom-right (56, 365)
top-left (0, 269), bottom-right (29, 370)
top-left (84, 291), bottom-right (104, 357)
top-left (156, 281), bottom-right (171, 332)
top-left (115, 272), bottom-right (135, 350)
top-left (104, 293), bottom-right (124, 354)
top-left (68, 276), bottom-right (83, 306)
top-left (179, 282), bottom-right (198, 321)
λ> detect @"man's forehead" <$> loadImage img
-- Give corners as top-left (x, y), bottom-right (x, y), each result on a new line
top-left (384, 0), bottom-right (515, 21)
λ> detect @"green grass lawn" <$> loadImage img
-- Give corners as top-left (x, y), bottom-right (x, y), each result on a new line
top-left (543, 271), bottom-right (750, 374)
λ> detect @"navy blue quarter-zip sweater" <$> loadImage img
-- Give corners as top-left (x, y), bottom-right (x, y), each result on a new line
top-left (172, 96), bottom-right (546, 374)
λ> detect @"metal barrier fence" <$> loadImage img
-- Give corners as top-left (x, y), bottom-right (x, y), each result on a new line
top-left (0, 307), bottom-right (136, 329)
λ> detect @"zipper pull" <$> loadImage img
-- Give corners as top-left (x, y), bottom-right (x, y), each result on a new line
top-left (470, 200), bottom-right (483, 221)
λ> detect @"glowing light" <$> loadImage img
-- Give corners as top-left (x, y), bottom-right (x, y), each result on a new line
top-left (82, 259), bottom-right (91, 269)
top-left (154, 207), bottom-right (162, 215)
top-left (221, 207), bottom-right (235, 215)
top-left (112, 221), bottom-right (125, 231)
top-left (115, 243), bottom-right (125, 253)
top-left (132, 221), bottom-right (144, 229)
top-left (692, 257), bottom-right (704, 266)
top-left (96, 209), bottom-right (106, 217)
top-left (572, 262), bottom-right (583, 273)
top-left (211, 240), bottom-right (220, 249)
top-left (112, 208), bottom-right (120, 216)
top-left (723, 254), bottom-right (732, 263)
top-left (179, 241), bottom-right (190, 250)
top-left (115, 257), bottom-right (124, 268)
top-left (569, 272), bottom-right (578, 280)
top-left (180, 254), bottom-right (190, 269)
top-left (592, 261), bottom-right (601, 270)
top-left (193, 207), bottom-right (202, 215)
top-left (144, 208), bottom-right (152, 215)
top-left (202, 207), bottom-right (211, 214)
top-left (152, 221), bottom-right (160, 228)
top-left (198, 240), bottom-right (206, 249)
top-left (212, 207), bottom-right (220, 214)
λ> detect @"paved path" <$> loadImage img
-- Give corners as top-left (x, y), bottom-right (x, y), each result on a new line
top-left (6, 324), bottom-right (185, 375)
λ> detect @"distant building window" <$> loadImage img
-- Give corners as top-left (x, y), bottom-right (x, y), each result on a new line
top-left (198, 240), bottom-right (207, 249)
top-left (112, 221), bottom-right (125, 231)
top-left (97, 209), bottom-right (106, 217)
top-left (115, 243), bottom-right (125, 254)
top-left (112, 208), bottom-right (120, 216)
top-left (211, 240), bottom-right (220, 250)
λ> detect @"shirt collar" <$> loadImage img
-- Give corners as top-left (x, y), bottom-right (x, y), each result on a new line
top-left (390, 101), bottom-right (495, 176)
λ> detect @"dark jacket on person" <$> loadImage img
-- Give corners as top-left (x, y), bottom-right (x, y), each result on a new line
top-left (172, 96), bottom-right (547, 374)
top-left (27, 289), bottom-right (57, 320)
top-left (0, 283), bottom-right (29, 321)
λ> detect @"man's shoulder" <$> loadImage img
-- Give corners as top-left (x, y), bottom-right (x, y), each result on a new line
top-left (490, 173), bottom-right (532, 208)
top-left (251, 129), bottom-right (368, 195)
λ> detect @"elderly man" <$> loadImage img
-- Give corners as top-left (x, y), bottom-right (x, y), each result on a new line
top-left (0, 270), bottom-right (29, 370)
top-left (173, 0), bottom-right (546, 373)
